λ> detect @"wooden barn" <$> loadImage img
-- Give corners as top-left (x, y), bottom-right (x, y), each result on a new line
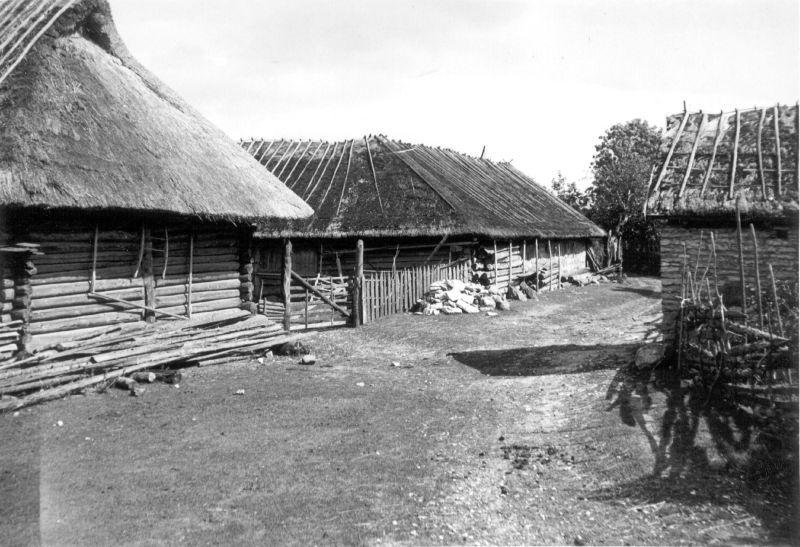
top-left (0, 0), bottom-right (312, 355)
top-left (646, 104), bottom-right (799, 339)
top-left (239, 136), bottom-right (605, 328)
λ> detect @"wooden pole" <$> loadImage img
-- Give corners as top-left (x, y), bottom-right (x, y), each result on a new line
top-left (283, 239), bottom-right (292, 331)
top-left (678, 113), bottom-right (706, 197)
top-left (749, 224), bottom-right (764, 330)
top-left (364, 136), bottom-right (384, 213)
top-left (652, 109), bottom-right (690, 194)
top-left (757, 107), bottom-right (767, 197)
top-left (700, 111), bottom-right (724, 196)
top-left (774, 104), bottom-right (782, 195)
top-left (493, 240), bottom-right (498, 289)
top-left (547, 240), bottom-right (553, 292)
top-left (161, 226), bottom-right (169, 280)
top-left (522, 240), bottom-right (527, 272)
top-left (735, 205), bottom-right (747, 322)
top-left (90, 224), bottom-right (98, 293)
top-left (142, 227), bottom-right (155, 323)
top-left (534, 238), bottom-right (539, 279)
top-left (728, 109), bottom-right (741, 199)
top-left (187, 233), bottom-right (194, 319)
top-left (557, 242), bottom-right (562, 289)
top-left (353, 239), bottom-right (363, 326)
top-left (507, 241), bottom-right (512, 285)
top-left (768, 264), bottom-right (784, 337)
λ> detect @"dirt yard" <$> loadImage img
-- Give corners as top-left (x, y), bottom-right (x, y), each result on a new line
top-left (1, 276), bottom-right (796, 546)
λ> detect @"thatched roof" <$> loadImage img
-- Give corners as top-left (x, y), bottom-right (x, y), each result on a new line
top-left (241, 135), bottom-right (605, 240)
top-left (646, 104), bottom-right (799, 220)
top-left (0, 0), bottom-right (312, 222)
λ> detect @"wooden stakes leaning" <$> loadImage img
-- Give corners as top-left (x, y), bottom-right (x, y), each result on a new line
top-left (768, 264), bottom-right (785, 337)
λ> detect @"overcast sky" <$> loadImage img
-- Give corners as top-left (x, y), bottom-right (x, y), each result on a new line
top-left (112, 0), bottom-right (798, 189)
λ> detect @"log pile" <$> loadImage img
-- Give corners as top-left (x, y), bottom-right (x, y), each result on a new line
top-left (0, 310), bottom-right (297, 412)
top-left (412, 279), bottom-right (508, 315)
top-left (0, 321), bottom-right (23, 360)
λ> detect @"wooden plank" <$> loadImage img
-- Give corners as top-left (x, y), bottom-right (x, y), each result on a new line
top-left (678, 113), bottom-right (706, 197)
top-left (757, 107), bottom-right (767, 197)
top-left (729, 109), bottom-right (741, 199)
top-left (653, 109), bottom-right (690, 193)
top-left (700, 111), bottom-right (724, 196)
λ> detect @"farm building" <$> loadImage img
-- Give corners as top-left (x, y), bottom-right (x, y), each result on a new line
top-left (646, 104), bottom-right (799, 339)
top-left (0, 0), bottom-right (312, 355)
top-left (240, 136), bottom-right (605, 327)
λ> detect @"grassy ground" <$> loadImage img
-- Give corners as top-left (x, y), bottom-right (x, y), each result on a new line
top-left (1, 276), bottom-right (796, 546)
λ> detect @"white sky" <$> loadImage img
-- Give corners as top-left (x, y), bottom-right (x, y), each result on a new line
top-left (112, 0), bottom-right (798, 189)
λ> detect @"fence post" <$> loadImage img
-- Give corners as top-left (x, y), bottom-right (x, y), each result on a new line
top-left (283, 239), bottom-right (292, 331)
top-left (353, 239), bottom-right (363, 326)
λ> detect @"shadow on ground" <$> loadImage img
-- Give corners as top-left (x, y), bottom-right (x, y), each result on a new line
top-left (599, 364), bottom-right (799, 544)
top-left (609, 285), bottom-right (662, 300)
top-left (449, 344), bottom-right (639, 377)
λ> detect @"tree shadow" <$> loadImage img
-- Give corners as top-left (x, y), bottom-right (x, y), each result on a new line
top-left (597, 364), bottom-right (799, 544)
top-left (448, 343), bottom-right (639, 377)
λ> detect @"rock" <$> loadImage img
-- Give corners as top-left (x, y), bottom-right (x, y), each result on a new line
top-left (479, 306), bottom-right (495, 312)
top-left (444, 289), bottom-right (462, 302)
top-left (390, 361), bottom-right (400, 367)
top-left (635, 343), bottom-right (665, 370)
top-left (355, 382), bottom-right (365, 387)
top-left (506, 286), bottom-right (521, 300)
top-left (486, 311), bottom-right (498, 317)
top-left (496, 300), bottom-right (511, 311)
top-left (456, 300), bottom-right (480, 314)
top-left (300, 354), bottom-right (317, 365)
top-left (235, 389), bottom-right (245, 395)
top-left (446, 279), bottom-right (466, 292)
top-left (479, 295), bottom-right (496, 307)
top-left (519, 281), bottom-right (536, 299)
top-left (441, 306), bottom-right (463, 315)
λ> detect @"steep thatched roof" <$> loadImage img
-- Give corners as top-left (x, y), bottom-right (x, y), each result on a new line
top-left (646, 104), bottom-right (799, 220)
top-left (241, 135), bottom-right (605, 239)
top-left (0, 0), bottom-right (312, 222)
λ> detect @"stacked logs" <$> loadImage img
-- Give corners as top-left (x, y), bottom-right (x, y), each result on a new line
top-left (0, 310), bottom-right (297, 411)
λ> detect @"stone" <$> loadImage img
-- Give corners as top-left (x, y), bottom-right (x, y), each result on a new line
top-left (444, 289), bottom-right (462, 302)
top-left (300, 354), bottom-right (317, 365)
top-left (456, 300), bottom-right (480, 314)
top-left (635, 343), bottom-right (665, 370)
top-left (446, 279), bottom-right (466, 292)
top-left (441, 306), bottom-right (463, 315)
top-left (479, 295), bottom-right (496, 307)
top-left (496, 300), bottom-right (511, 311)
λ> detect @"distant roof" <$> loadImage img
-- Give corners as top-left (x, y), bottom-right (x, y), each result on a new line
top-left (241, 135), bottom-right (605, 239)
top-left (0, 0), bottom-right (312, 222)
top-left (646, 104), bottom-right (799, 220)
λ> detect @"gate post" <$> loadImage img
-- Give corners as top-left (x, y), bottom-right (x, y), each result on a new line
top-left (352, 239), bottom-right (364, 327)
top-left (283, 239), bottom-right (292, 331)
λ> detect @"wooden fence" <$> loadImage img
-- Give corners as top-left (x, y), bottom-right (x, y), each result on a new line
top-left (361, 260), bottom-right (471, 323)
top-left (256, 272), bottom-right (350, 330)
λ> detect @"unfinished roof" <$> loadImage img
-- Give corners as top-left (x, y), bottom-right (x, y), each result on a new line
top-left (241, 135), bottom-right (605, 239)
top-left (0, 0), bottom-right (312, 222)
top-left (646, 104), bottom-right (799, 220)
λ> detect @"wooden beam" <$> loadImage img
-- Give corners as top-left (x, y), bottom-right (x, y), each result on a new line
top-left (735, 205), bottom-right (747, 323)
top-left (493, 240), bottom-right (498, 289)
top-left (423, 234), bottom-right (448, 265)
top-left (700, 111), bottom-right (724, 196)
top-left (88, 292), bottom-right (186, 321)
top-left (90, 224), bottom-right (98, 293)
top-left (750, 224), bottom-right (764, 330)
top-left (283, 240), bottom-right (292, 331)
top-left (336, 139), bottom-right (355, 216)
top-left (161, 226), bottom-right (169, 280)
top-left (547, 240), bottom-right (553, 292)
top-left (507, 241), bottom-right (512, 284)
top-left (142, 227), bottom-right (155, 323)
top-left (652, 109), bottom-right (690, 194)
top-left (774, 104), bottom-right (782, 195)
top-left (678, 113), bottom-right (706, 197)
top-left (353, 240), bottom-right (363, 326)
top-left (187, 233), bottom-right (194, 319)
top-left (728, 109), bottom-right (741, 199)
top-left (757, 107), bottom-right (767, 197)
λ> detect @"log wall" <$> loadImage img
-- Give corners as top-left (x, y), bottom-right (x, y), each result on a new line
top-left (660, 221), bottom-right (799, 340)
top-left (4, 218), bottom-right (249, 349)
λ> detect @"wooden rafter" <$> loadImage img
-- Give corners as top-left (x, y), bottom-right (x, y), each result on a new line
top-left (304, 142), bottom-right (339, 201)
top-left (281, 140), bottom-right (312, 184)
top-left (287, 141), bottom-right (324, 190)
top-left (700, 111), bottom-right (724, 196)
top-left (336, 139), bottom-right (355, 216)
top-left (263, 140), bottom-right (284, 167)
top-left (365, 136), bottom-right (384, 213)
top-left (270, 140), bottom-right (300, 175)
top-left (317, 139), bottom-right (350, 210)
top-left (757, 107), bottom-right (767, 197)
top-left (728, 109), bottom-right (741, 199)
top-left (652, 109), bottom-right (690, 194)
top-left (300, 142), bottom-right (331, 197)
top-left (678, 113), bottom-right (706, 197)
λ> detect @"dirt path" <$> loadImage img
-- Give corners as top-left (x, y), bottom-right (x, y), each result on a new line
top-left (1, 277), bottom-right (795, 546)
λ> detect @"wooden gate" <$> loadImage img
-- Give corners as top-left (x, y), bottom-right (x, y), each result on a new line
top-left (256, 272), bottom-right (351, 330)
top-left (361, 260), bottom-right (471, 323)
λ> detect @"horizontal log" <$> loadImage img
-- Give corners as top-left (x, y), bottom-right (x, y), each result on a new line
top-left (156, 289), bottom-right (240, 308)
top-left (28, 311), bottom-right (143, 335)
top-left (30, 261), bottom-right (240, 286)
top-left (160, 297), bottom-right (242, 316)
top-left (31, 300), bottom-right (145, 322)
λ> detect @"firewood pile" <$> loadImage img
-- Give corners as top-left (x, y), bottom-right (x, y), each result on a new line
top-left (0, 310), bottom-right (297, 411)
top-left (411, 279), bottom-right (509, 315)
top-left (0, 321), bottom-right (23, 360)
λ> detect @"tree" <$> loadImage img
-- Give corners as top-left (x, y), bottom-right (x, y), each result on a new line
top-left (550, 172), bottom-right (592, 216)
top-left (589, 120), bottom-right (661, 267)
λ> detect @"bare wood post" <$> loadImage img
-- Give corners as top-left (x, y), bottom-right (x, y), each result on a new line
top-left (534, 238), bottom-right (539, 282)
top-left (547, 240), bottom-right (553, 292)
top-left (735, 205), bottom-right (747, 323)
top-left (774, 104), bottom-right (782, 195)
top-left (423, 234), bottom-right (448, 265)
top-left (353, 239), bottom-right (363, 327)
top-left (283, 239), bottom-right (292, 331)
top-left (162, 226), bottom-right (169, 280)
top-left (749, 224), bottom-right (764, 330)
top-left (335, 253), bottom-right (343, 281)
top-left (493, 240), bottom-right (498, 289)
top-left (522, 240), bottom-right (527, 272)
top-left (728, 109), bottom-right (741, 199)
top-left (304, 288), bottom-right (309, 329)
top-left (768, 264), bottom-right (784, 337)
top-left (757, 107), bottom-right (767, 197)
top-left (557, 242), bottom-right (562, 289)
top-left (90, 224), bottom-right (98, 293)
top-left (142, 227), bottom-right (155, 323)
top-left (652, 109), bottom-right (690, 194)
top-left (187, 233), bottom-right (194, 319)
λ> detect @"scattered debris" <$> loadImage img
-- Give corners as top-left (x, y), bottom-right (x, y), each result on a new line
top-left (235, 389), bottom-right (245, 395)
top-left (300, 354), bottom-right (316, 365)
top-left (356, 382), bottom-right (365, 387)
